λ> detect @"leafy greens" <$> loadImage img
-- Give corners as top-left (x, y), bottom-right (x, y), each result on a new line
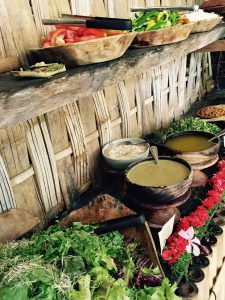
top-left (0, 222), bottom-right (181, 299)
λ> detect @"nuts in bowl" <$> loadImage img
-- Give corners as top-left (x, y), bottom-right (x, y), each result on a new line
top-left (197, 105), bottom-right (225, 119)
top-left (102, 138), bottom-right (149, 170)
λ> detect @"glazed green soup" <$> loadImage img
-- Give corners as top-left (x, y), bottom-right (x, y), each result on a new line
top-left (165, 135), bottom-right (215, 152)
top-left (127, 160), bottom-right (190, 187)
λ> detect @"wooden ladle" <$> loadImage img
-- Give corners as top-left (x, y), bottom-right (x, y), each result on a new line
top-left (150, 146), bottom-right (159, 164)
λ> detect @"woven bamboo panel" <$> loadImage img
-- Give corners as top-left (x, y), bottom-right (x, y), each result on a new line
top-left (0, 52), bottom-right (213, 223)
top-left (0, 0), bottom-right (204, 72)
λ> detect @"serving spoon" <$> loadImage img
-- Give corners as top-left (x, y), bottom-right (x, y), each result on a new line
top-left (208, 128), bottom-right (225, 142)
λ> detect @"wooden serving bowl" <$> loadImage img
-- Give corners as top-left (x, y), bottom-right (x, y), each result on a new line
top-left (131, 23), bottom-right (193, 48)
top-left (190, 17), bottom-right (223, 33)
top-left (196, 104), bottom-right (225, 121)
top-left (29, 32), bottom-right (136, 67)
top-left (124, 157), bottom-right (193, 206)
top-left (165, 131), bottom-right (220, 170)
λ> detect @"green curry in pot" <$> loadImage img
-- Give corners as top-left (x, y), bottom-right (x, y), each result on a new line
top-left (165, 134), bottom-right (215, 152)
top-left (127, 160), bottom-right (190, 187)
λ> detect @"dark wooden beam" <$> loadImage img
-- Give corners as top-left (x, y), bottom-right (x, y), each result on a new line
top-left (0, 24), bottom-right (225, 129)
top-left (196, 40), bottom-right (225, 52)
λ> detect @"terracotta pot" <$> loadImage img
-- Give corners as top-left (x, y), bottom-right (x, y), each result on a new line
top-left (217, 207), bottom-right (225, 218)
top-left (176, 281), bottom-right (198, 298)
top-left (188, 267), bottom-right (205, 283)
top-left (192, 255), bottom-right (210, 268)
top-left (199, 243), bottom-right (212, 256)
top-left (202, 234), bottom-right (218, 289)
top-left (208, 223), bottom-right (223, 236)
top-left (213, 217), bottom-right (225, 269)
top-left (213, 217), bottom-right (225, 227)
top-left (191, 169), bottom-right (208, 187)
top-left (202, 235), bottom-right (217, 246)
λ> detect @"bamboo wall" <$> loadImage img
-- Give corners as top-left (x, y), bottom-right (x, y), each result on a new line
top-left (0, 0), bottom-right (213, 225)
top-left (0, 52), bottom-right (213, 224)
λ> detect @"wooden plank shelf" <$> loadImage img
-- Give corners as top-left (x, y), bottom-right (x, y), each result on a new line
top-left (0, 24), bottom-right (225, 130)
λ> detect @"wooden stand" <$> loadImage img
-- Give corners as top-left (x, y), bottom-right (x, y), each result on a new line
top-left (122, 189), bottom-right (191, 228)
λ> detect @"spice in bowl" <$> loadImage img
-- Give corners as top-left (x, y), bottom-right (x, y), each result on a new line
top-left (104, 143), bottom-right (148, 160)
top-left (197, 105), bottom-right (225, 119)
top-left (102, 138), bottom-right (149, 169)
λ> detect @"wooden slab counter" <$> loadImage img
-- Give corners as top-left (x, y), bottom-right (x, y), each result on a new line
top-left (0, 24), bottom-right (225, 130)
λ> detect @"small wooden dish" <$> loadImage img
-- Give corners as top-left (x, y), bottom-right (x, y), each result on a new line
top-left (196, 104), bottom-right (225, 122)
top-left (190, 17), bottom-right (223, 33)
top-left (29, 32), bottom-right (136, 67)
top-left (131, 23), bottom-right (194, 48)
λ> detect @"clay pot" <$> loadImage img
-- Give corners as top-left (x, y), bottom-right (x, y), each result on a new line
top-left (217, 207), bottom-right (225, 218)
top-left (202, 235), bottom-right (217, 246)
top-left (213, 217), bottom-right (225, 227)
top-left (164, 131), bottom-right (220, 170)
top-left (208, 223), bottom-right (223, 236)
top-left (199, 243), bottom-right (212, 256)
top-left (192, 255), bottom-right (210, 268)
top-left (191, 169), bottom-right (208, 187)
top-left (176, 281), bottom-right (198, 298)
top-left (188, 267), bottom-right (205, 283)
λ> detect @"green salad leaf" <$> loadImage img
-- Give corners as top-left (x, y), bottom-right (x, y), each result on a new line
top-left (149, 117), bottom-right (220, 143)
top-left (132, 10), bottom-right (186, 32)
top-left (0, 223), bottom-right (182, 300)
top-left (68, 275), bottom-right (91, 300)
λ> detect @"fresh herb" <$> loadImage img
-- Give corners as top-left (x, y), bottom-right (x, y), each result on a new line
top-left (129, 278), bottom-right (181, 300)
top-left (132, 10), bottom-right (189, 32)
top-left (171, 252), bottom-right (193, 279)
top-left (149, 117), bottom-right (220, 143)
top-left (45, 63), bottom-right (65, 72)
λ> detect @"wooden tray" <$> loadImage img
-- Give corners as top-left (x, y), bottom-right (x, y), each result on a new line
top-left (131, 23), bottom-right (194, 48)
top-left (191, 17), bottom-right (223, 33)
top-left (29, 32), bottom-right (136, 67)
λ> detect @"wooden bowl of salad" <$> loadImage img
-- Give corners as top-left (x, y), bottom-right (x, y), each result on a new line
top-left (132, 23), bottom-right (193, 47)
top-left (186, 15), bottom-right (223, 33)
top-left (131, 10), bottom-right (193, 47)
top-left (29, 26), bottom-right (136, 67)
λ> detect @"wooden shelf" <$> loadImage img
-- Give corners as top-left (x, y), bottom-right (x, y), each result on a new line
top-left (0, 24), bottom-right (225, 130)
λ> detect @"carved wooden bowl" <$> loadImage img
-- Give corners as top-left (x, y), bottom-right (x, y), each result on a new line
top-left (164, 131), bottom-right (220, 170)
top-left (190, 17), bottom-right (222, 33)
top-left (29, 32), bottom-right (136, 67)
top-left (131, 23), bottom-right (193, 47)
top-left (124, 157), bottom-right (193, 206)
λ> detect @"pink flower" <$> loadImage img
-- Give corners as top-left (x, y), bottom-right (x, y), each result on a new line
top-left (178, 227), bottom-right (201, 256)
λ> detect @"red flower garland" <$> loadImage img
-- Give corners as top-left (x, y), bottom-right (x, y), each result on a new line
top-left (162, 159), bottom-right (225, 264)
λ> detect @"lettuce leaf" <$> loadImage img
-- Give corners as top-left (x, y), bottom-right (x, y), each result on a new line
top-left (68, 275), bottom-right (91, 300)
